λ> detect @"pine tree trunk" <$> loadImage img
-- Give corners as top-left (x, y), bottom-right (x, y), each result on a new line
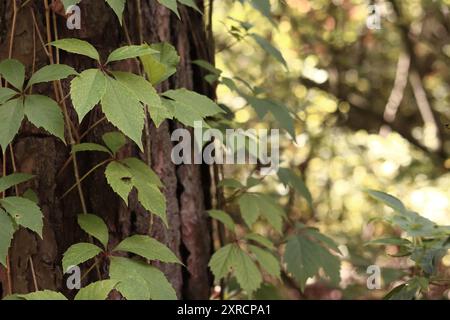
top-left (0, 0), bottom-right (213, 299)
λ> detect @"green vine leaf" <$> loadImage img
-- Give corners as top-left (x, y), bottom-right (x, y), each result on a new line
top-left (27, 64), bottom-right (78, 88)
top-left (208, 210), bottom-right (236, 232)
top-left (0, 173), bottom-right (34, 194)
top-left (0, 59), bottom-right (25, 90)
top-left (238, 193), bottom-right (260, 228)
top-left (193, 60), bottom-right (222, 76)
top-left (105, 161), bottom-right (133, 205)
top-left (23, 189), bottom-right (39, 203)
top-left (62, 0), bottom-right (81, 9)
top-left (250, 33), bottom-right (287, 68)
top-left (74, 279), bottom-right (119, 300)
top-left (110, 71), bottom-right (170, 127)
top-left (107, 44), bottom-right (157, 63)
top-left (109, 256), bottom-right (177, 300)
top-left (72, 143), bottom-right (112, 155)
top-left (122, 158), bottom-right (163, 187)
top-left (105, 0), bottom-right (126, 25)
top-left (278, 168), bottom-right (313, 209)
top-left (121, 157), bottom-right (160, 186)
top-left (249, 245), bottom-right (281, 279)
top-left (150, 98), bottom-right (174, 127)
top-left (15, 290), bottom-right (68, 300)
top-left (24, 95), bottom-right (66, 142)
top-left (0, 196), bottom-right (43, 238)
top-left (121, 158), bottom-right (166, 223)
top-left (245, 0), bottom-right (275, 25)
top-left (0, 98), bottom-right (24, 153)
top-left (162, 88), bottom-right (225, 126)
top-left (101, 77), bottom-right (145, 150)
top-left (62, 242), bottom-right (103, 272)
top-left (284, 227), bottom-right (341, 291)
top-left (114, 235), bottom-right (181, 264)
top-left (156, 0), bottom-right (180, 18)
top-left (209, 243), bottom-right (262, 294)
top-left (245, 96), bottom-right (296, 138)
top-left (102, 131), bottom-right (126, 154)
top-left (0, 208), bottom-right (14, 267)
top-left (0, 87), bottom-right (18, 104)
top-left (238, 193), bottom-right (285, 232)
top-left (77, 214), bottom-right (109, 249)
top-left (140, 42), bottom-right (180, 85)
top-left (178, 0), bottom-right (202, 13)
top-left (156, 0), bottom-right (202, 17)
top-left (245, 233), bottom-right (275, 250)
top-left (51, 38), bottom-right (100, 61)
top-left (111, 71), bottom-right (165, 127)
top-left (366, 189), bottom-right (407, 214)
top-left (70, 69), bottom-right (107, 122)
top-left (217, 178), bottom-right (244, 189)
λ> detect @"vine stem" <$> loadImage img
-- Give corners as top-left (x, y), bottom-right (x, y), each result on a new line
top-left (60, 159), bottom-right (112, 200)
top-left (81, 258), bottom-right (103, 282)
top-left (123, 8), bottom-right (154, 234)
top-left (43, 0), bottom-right (101, 279)
top-left (28, 256), bottom-right (39, 291)
top-left (2, 151), bottom-right (13, 296)
top-left (2, 0), bottom-right (20, 297)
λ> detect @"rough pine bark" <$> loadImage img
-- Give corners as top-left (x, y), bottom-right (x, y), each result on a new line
top-left (0, 0), bottom-right (214, 299)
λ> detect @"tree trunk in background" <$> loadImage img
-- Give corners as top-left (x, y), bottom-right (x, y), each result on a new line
top-left (0, 0), bottom-right (213, 299)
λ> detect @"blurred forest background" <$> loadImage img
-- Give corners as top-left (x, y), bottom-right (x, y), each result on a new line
top-left (211, 0), bottom-right (450, 299)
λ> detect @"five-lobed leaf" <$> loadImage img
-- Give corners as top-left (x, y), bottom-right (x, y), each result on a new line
top-left (114, 235), bottom-right (181, 264)
top-left (62, 242), bottom-right (103, 273)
